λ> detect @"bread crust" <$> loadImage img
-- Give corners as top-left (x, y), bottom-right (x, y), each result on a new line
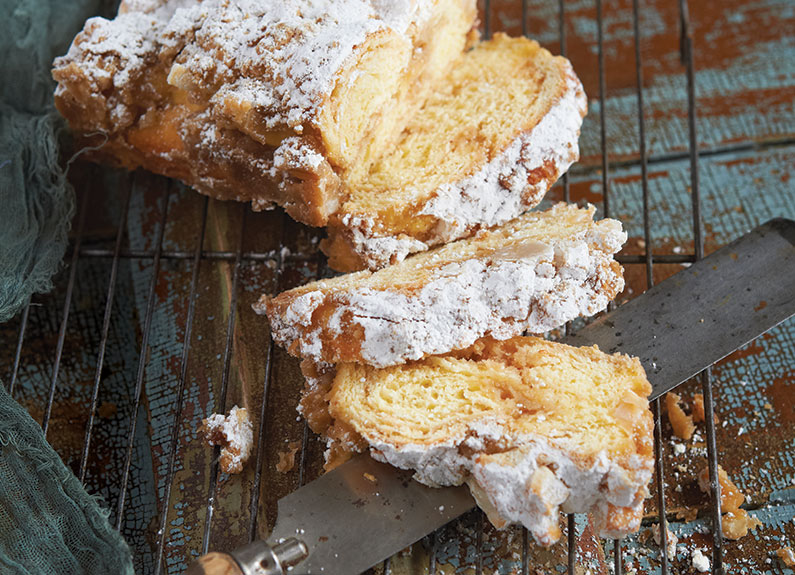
top-left (322, 37), bottom-right (588, 272)
top-left (258, 203), bottom-right (626, 368)
top-left (52, 0), bottom-right (476, 226)
top-left (300, 336), bottom-right (654, 545)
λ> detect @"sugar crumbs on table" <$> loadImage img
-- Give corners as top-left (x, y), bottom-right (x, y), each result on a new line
top-left (652, 523), bottom-right (678, 561)
top-left (691, 549), bottom-right (710, 572)
top-left (201, 405), bottom-right (253, 474)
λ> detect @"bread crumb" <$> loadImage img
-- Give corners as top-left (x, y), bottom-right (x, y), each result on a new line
top-left (692, 393), bottom-right (705, 422)
top-left (697, 463), bottom-right (745, 512)
top-left (363, 472), bottom-right (377, 484)
top-left (698, 463), bottom-right (761, 540)
top-left (666, 392), bottom-right (695, 440)
top-left (276, 441), bottom-right (302, 473)
top-left (777, 547), bottom-right (795, 567)
top-left (638, 528), bottom-right (652, 544)
top-left (722, 509), bottom-right (762, 540)
top-left (201, 406), bottom-right (253, 474)
top-left (691, 549), bottom-right (710, 572)
top-left (652, 523), bottom-right (678, 560)
top-left (674, 507), bottom-right (699, 522)
top-left (692, 393), bottom-right (718, 424)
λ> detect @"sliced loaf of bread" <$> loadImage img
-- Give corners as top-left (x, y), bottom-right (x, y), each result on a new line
top-left (322, 34), bottom-right (587, 271)
top-left (257, 203), bottom-right (625, 368)
top-left (300, 336), bottom-right (654, 545)
top-left (52, 0), bottom-right (477, 226)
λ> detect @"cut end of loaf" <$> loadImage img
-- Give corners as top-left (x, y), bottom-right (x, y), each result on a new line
top-left (318, 0), bottom-right (478, 177)
top-left (323, 33), bottom-right (588, 272)
top-left (302, 335), bottom-right (653, 545)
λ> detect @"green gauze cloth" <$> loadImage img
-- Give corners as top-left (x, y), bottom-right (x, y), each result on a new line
top-left (0, 384), bottom-right (134, 574)
top-left (0, 0), bottom-right (135, 573)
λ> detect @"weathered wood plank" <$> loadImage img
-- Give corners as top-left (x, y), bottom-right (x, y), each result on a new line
top-left (2, 148), bottom-right (792, 573)
top-left (1, 2), bottom-right (794, 574)
top-left (491, 0), bottom-right (795, 166)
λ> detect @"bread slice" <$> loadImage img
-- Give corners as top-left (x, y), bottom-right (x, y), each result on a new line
top-left (52, 0), bottom-right (477, 226)
top-left (322, 34), bottom-right (587, 271)
top-left (256, 203), bottom-right (625, 368)
top-left (299, 336), bottom-right (654, 545)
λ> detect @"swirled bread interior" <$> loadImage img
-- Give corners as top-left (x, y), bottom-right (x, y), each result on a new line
top-left (323, 33), bottom-right (586, 271)
top-left (302, 336), bottom-right (653, 545)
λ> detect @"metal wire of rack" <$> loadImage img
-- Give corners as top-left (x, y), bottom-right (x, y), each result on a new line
top-left (3, 0), bottom-right (745, 573)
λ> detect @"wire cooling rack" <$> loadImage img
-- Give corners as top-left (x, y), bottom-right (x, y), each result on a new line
top-left (5, 0), bottom-right (795, 573)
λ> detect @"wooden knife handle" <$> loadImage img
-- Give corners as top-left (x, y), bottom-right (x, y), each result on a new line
top-left (185, 539), bottom-right (308, 575)
top-left (184, 553), bottom-right (245, 575)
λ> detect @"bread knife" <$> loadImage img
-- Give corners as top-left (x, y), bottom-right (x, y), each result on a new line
top-left (186, 217), bottom-right (795, 575)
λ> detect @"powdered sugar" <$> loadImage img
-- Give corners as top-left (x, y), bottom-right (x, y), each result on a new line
top-left (281, 291), bottom-right (325, 328)
top-left (273, 137), bottom-right (326, 171)
top-left (691, 548), bottom-right (711, 572)
top-left (55, 11), bottom-right (162, 109)
top-left (342, 227), bottom-right (431, 268)
top-left (57, 1), bottom-right (432, 130)
top-left (338, 69), bottom-right (587, 270)
top-left (201, 405), bottom-right (254, 474)
top-left (364, 421), bottom-right (651, 545)
top-left (180, 0), bottom-right (390, 129)
top-left (261, 220), bottom-right (626, 368)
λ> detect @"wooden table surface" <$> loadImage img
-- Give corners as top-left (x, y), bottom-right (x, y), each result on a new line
top-left (1, 0), bottom-right (793, 573)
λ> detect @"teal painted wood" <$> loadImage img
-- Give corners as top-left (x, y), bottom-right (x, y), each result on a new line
top-left (562, 144), bottom-right (795, 247)
top-left (1, 1), bottom-right (794, 573)
top-left (506, 0), bottom-right (795, 164)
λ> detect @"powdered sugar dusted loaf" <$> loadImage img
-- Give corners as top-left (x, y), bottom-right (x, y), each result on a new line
top-left (257, 203), bottom-right (626, 368)
top-left (300, 336), bottom-right (654, 545)
top-left (52, 0), bottom-right (477, 226)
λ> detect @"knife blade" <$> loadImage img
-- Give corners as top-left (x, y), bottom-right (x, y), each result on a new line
top-left (185, 456), bottom-right (476, 575)
top-left (564, 217), bottom-right (795, 399)
top-left (268, 455), bottom-right (475, 574)
top-left (186, 217), bottom-right (795, 575)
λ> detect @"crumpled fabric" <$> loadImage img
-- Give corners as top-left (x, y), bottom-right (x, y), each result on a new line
top-left (0, 105), bottom-right (74, 322)
top-left (0, 0), bottom-right (135, 573)
top-left (0, 384), bottom-right (135, 575)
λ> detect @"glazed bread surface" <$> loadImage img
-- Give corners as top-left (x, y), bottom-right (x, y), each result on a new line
top-left (301, 336), bottom-right (654, 545)
top-left (52, 0), bottom-right (476, 226)
top-left (323, 34), bottom-right (587, 271)
top-left (257, 203), bottom-right (625, 368)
